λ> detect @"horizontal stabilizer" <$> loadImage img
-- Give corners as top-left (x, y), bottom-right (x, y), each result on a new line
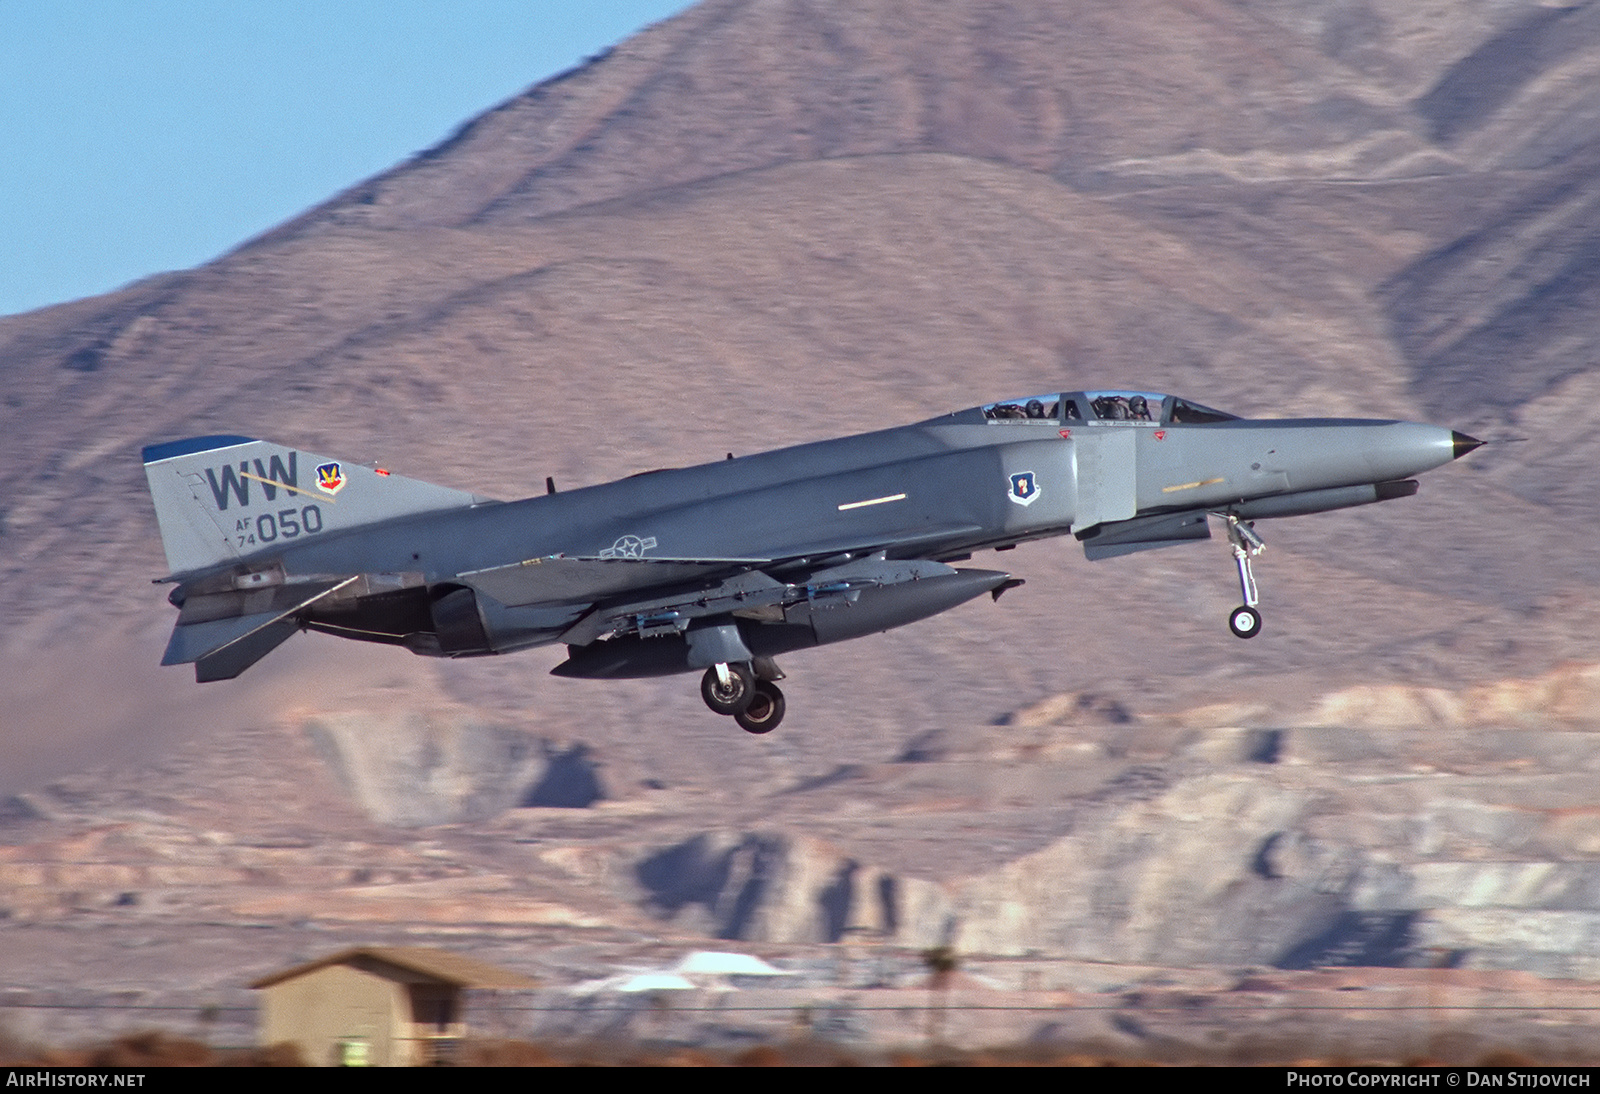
top-left (175, 579), bottom-right (350, 626)
top-left (195, 619), bottom-right (298, 682)
top-left (459, 555), bottom-right (767, 607)
top-left (162, 576), bottom-right (358, 680)
top-left (163, 610), bottom-right (288, 666)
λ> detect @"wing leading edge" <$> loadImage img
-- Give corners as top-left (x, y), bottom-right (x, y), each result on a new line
top-left (457, 555), bottom-right (769, 607)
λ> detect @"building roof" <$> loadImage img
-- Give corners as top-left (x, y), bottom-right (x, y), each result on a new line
top-left (251, 946), bottom-right (539, 990)
top-left (673, 951), bottom-right (790, 976)
top-left (617, 973), bottom-right (698, 993)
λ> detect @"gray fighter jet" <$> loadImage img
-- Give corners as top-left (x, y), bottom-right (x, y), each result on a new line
top-left (143, 390), bottom-right (1482, 733)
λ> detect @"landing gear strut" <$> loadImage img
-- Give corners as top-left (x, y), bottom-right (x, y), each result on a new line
top-left (700, 661), bottom-right (787, 733)
top-left (1223, 514), bottom-right (1265, 639)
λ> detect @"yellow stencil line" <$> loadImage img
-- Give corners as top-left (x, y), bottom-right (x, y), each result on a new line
top-left (1161, 477), bottom-right (1225, 494)
top-left (838, 492), bottom-right (907, 511)
top-left (238, 471), bottom-right (339, 504)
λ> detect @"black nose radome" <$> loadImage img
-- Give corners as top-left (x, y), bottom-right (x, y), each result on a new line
top-left (1452, 432), bottom-right (1485, 460)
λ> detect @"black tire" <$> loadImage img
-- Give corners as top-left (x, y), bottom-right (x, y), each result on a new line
top-left (1228, 605), bottom-right (1262, 639)
top-left (735, 681), bottom-right (786, 735)
top-left (701, 663), bottom-right (755, 716)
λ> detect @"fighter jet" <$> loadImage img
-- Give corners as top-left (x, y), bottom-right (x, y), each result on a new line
top-left (143, 390), bottom-right (1482, 733)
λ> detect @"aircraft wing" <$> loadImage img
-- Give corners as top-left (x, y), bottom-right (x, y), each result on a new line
top-left (457, 555), bottom-right (770, 607)
top-left (456, 520), bottom-right (983, 608)
top-left (764, 525), bottom-right (984, 563)
top-left (552, 555), bottom-right (960, 647)
top-left (160, 526), bottom-right (987, 681)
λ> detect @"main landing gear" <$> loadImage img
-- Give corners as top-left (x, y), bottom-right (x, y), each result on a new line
top-left (1222, 514), bottom-right (1265, 640)
top-left (700, 660), bottom-right (787, 734)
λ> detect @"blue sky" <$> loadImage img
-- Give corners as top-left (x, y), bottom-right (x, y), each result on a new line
top-left (0, 1), bottom-right (695, 317)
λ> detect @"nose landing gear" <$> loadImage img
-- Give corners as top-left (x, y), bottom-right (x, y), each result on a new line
top-left (1222, 514), bottom-right (1265, 639)
top-left (700, 660), bottom-right (787, 733)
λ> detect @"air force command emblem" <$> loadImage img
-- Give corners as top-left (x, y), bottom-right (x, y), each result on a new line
top-left (315, 461), bottom-right (347, 496)
top-left (1007, 470), bottom-right (1040, 507)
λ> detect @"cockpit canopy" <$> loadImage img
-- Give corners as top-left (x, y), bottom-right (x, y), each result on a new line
top-left (979, 390), bottom-right (1238, 425)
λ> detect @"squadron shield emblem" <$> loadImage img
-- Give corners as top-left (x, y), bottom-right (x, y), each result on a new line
top-left (315, 461), bottom-right (347, 496)
top-left (1008, 470), bottom-right (1040, 507)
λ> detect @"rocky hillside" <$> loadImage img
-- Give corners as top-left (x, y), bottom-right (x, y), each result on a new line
top-left (4, 1), bottom-right (1599, 786)
top-left (5, 0), bottom-right (1600, 1024)
top-left (7, 664), bottom-right (1600, 1054)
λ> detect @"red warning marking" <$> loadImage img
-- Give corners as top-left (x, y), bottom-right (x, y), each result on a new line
top-left (1154, 430), bottom-right (1166, 440)
top-left (1059, 429), bottom-right (1072, 439)
top-left (375, 468), bottom-right (391, 476)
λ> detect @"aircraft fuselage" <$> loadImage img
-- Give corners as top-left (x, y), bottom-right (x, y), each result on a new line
top-left (144, 389), bottom-right (1480, 730)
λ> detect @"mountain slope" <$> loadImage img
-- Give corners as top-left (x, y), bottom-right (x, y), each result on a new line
top-left (2, 0), bottom-right (1599, 787)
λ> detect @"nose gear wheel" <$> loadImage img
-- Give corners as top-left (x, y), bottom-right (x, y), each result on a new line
top-left (1229, 604), bottom-right (1262, 639)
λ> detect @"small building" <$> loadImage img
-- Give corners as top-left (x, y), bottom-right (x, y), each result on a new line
top-left (251, 946), bottom-right (538, 1066)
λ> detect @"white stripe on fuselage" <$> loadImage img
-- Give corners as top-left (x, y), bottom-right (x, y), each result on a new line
top-left (837, 492), bottom-right (907, 511)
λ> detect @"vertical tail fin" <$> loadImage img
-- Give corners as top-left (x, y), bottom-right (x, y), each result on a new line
top-left (142, 435), bottom-right (491, 576)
